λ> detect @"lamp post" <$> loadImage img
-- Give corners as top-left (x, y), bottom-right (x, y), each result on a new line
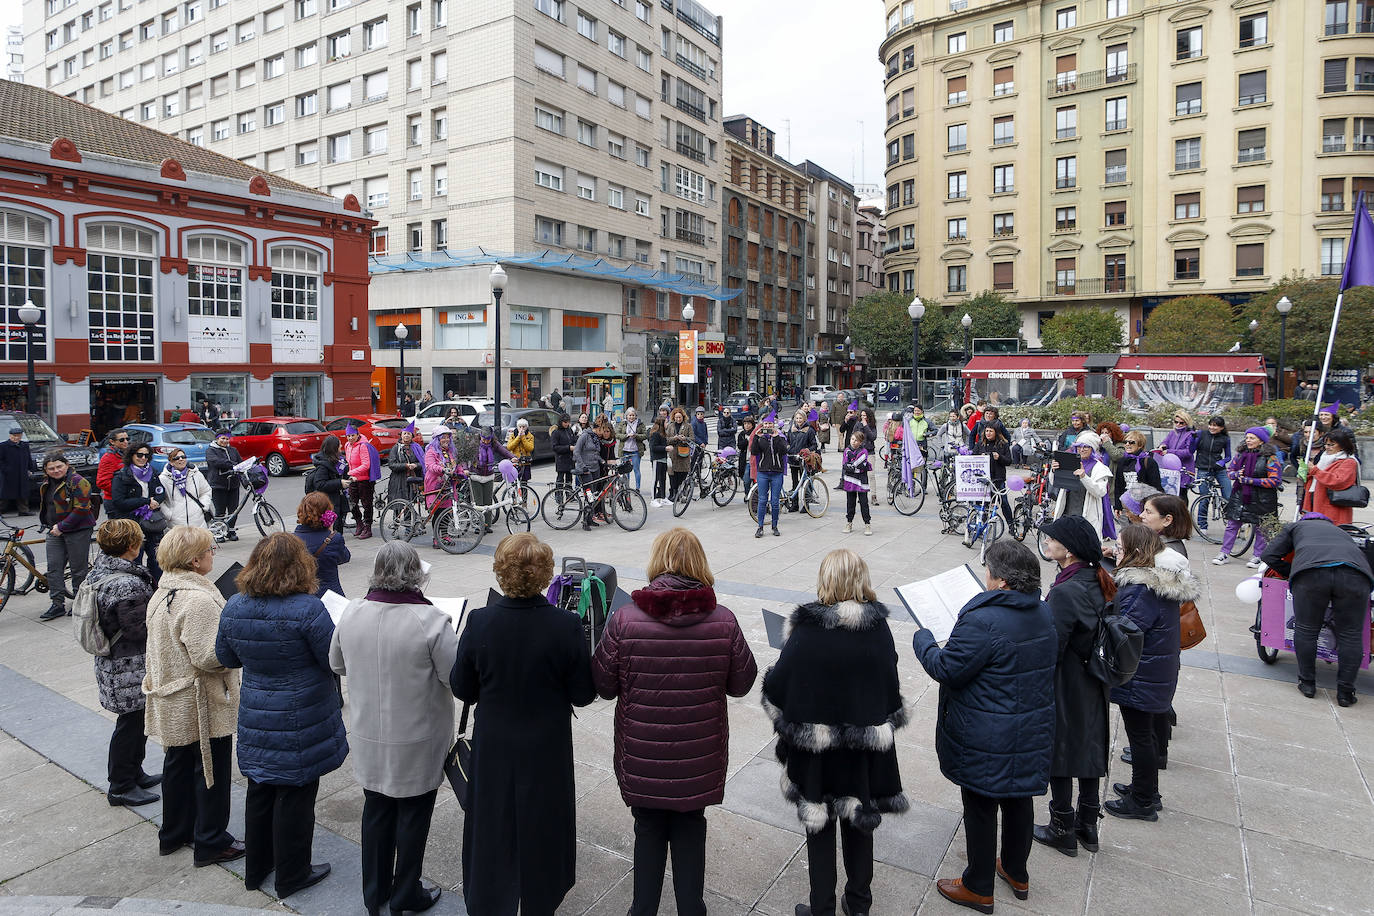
top-left (960, 312), bottom-right (974, 407)
top-left (393, 323), bottom-right (408, 415)
top-left (1275, 295), bottom-right (1291, 399)
top-left (908, 297), bottom-right (925, 407)
top-left (650, 339), bottom-right (661, 409)
top-left (489, 264), bottom-right (507, 429)
top-left (683, 299), bottom-right (696, 408)
top-left (18, 300), bottom-right (40, 416)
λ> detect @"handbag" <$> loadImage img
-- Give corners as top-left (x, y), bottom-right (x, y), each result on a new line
top-left (1328, 483), bottom-right (1371, 509)
top-left (138, 512), bottom-right (168, 535)
top-left (444, 701), bottom-right (474, 812)
top-left (188, 493), bottom-right (214, 526)
top-left (1179, 599), bottom-right (1207, 651)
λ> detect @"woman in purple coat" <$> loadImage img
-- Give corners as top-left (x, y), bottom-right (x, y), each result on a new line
top-left (592, 528), bottom-right (757, 916)
top-left (1157, 409), bottom-right (1198, 486)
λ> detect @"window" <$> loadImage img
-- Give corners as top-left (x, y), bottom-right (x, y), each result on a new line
top-left (86, 224), bottom-right (157, 361)
top-left (577, 12), bottom-right (597, 40)
top-left (1237, 127), bottom-right (1266, 163)
top-left (433, 109), bottom-right (448, 139)
top-left (431, 51), bottom-right (447, 83)
top-left (1322, 177), bottom-right (1346, 211)
top-left (407, 4), bottom-right (420, 33)
top-left (947, 76), bottom-right (967, 105)
top-left (993, 212), bottom-right (1014, 236)
top-left (163, 93), bottom-right (180, 117)
top-left (534, 0), bottom-right (563, 19)
top-left (408, 169), bottom-right (422, 200)
top-left (676, 166), bottom-right (706, 204)
top-left (1055, 206), bottom-right (1077, 230)
top-left (563, 313), bottom-right (605, 351)
top-left (1174, 191), bottom-right (1200, 220)
top-left (534, 160), bottom-right (563, 191)
top-left (237, 64), bottom-right (255, 88)
top-left (432, 0), bottom-right (446, 27)
top-left (327, 132), bottom-right (351, 162)
top-left (1236, 243), bottom-right (1264, 277)
top-left (431, 219), bottom-right (447, 249)
top-left (1325, 58), bottom-right (1349, 93)
top-left (1357, 57), bottom-right (1374, 90)
top-left (1104, 149), bottom-right (1126, 184)
top-left (1175, 137), bottom-right (1201, 171)
top-left (577, 174), bottom-right (595, 201)
top-left (364, 18), bottom-right (387, 49)
top-left (948, 32), bottom-right (966, 54)
top-left (1174, 248), bottom-right (1200, 280)
top-left (364, 123), bottom-right (386, 153)
top-left (887, 184), bottom-right (900, 209)
top-left (1238, 70), bottom-right (1266, 106)
top-left (297, 91), bottom-right (318, 116)
top-left (903, 47), bottom-right (915, 70)
top-left (1175, 81), bottom-right (1202, 116)
top-left (607, 81), bottom-right (625, 107)
top-left (1322, 238), bottom-right (1346, 276)
top-left (636, 0), bottom-right (650, 22)
top-left (1107, 0), bottom-right (1127, 18)
top-left (993, 115), bottom-right (1014, 145)
top-left (577, 64), bottom-right (597, 94)
top-left (1055, 156), bottom-right (1076, 188)
top-left (947, 123), bottom-right (967, 152)
top-left (947, 217), bottom-right (967, 240)
top-left (236, 18), bottom-right (255, 42)
top-left (993, 21), bottom-right (1013, 43)
top-left (212, 118), bottom-right (229, 139)
top-left (0, 211), bottom-right (50, 362)
top-left (636, 46), bottom-right (652, 71)
top-left (1324, 118), bottom-right (1348, 152)
top-left (406, 224), bottom-right (422, 252)
top-left (993, 66), bottom-right (1014, 96)
top-left (264, 54), bottom-right (284, 79)
top-left (607, 132), bottom-right (625, 158)
top-left (297, 141), bottom-right (317, 164)
top-left (265, 101), bottom-right (284, 125)
top-left (297, 42), bottom-right (318, 67)
top-left (947, 265), bottom-right (967, 293)
top-left (902, 88), bottom-right (915, 117)
top-left (1055, 257), bottom-right (1076, 292)
top-left (1105, 200), bottom-right (1126, 226)
top-left (296, 0), bottom-right (316, 16)
top-left (947, 171), bottom-right (967, 199)
top-left (1239, 13), bottom-right (1267, 47)
top-left (1328, 0), bottom-right (1350, 35)
top-left (577, 226), bottom-right (597, 252)
top-left (1056, 6), bottom-right (1076, 29)
top-left (1056, 106), bottom-right (1077, 139)
top-left (993, 164), bottom-right (1014, 193)
top-left (534, 45), bottom-right (564, 77)
top-left (1355, 116), bottom-right (1374, 150)
top-left (1055, 54), bottom-right (1077, 91)
top-left (1176, 26), bottom-right (1202, 61)
top-left (327, 82), bottom-right (350, 111)
top-left (262, 6), bottom-right (283, 30)
top-left (992, 262), bottom-right (1014, 291)
top-left (406, 59), bottom-right (422, 90)
top-left (1237, 184), bottom-right (1265, 213)
top-left (902, 179), bottom-right (915, 205)
top-left (270, 247), bottom-right (320, 322)
top-left (607, 185), bottom-right (624, 208)
top-left (535, 104), bottom-right (563, 134)
top-left (363, 70), bottom-right (387, 101)
top-left (608, 31), bottom-right (625, 57)
top-left (364, 176), bottom-right (388, 209)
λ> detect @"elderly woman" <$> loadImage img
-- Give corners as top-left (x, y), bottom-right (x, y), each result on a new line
top-left (387, 425), bottom-right (426, 504)
top-left (88, 519), bottom-right (161, 807)
top-left (451, 533), bottom-right (595, 915)
top-left (1113, 431), bottom-right (1163, 512)
top-left (665, 407), bottom-right (694, 501)
top-left (158, 448), bottom-right (213, 529)
top-left (423, 427), bottom-right (461, 504)
top-left (1054, 431), bottom-right (1115, 541)
top-left (110, 441), bottom-right (169, 581)
top-left (216, 533), bottom-right (346, 897)
top-left (293, 492), bottom-right (350, 597)
top-left (330, 542), bottom-right (453, 916)
top-left (914, 540), bottom-right (1056, 912)
top-left (1158, 409), bottom-right (1199, 483)
top-left (592, 528), bottom-right (757, 916)
top-left (145, 525), bottom-right (243, 867)
top-left (762, 549), bottom-right (908, 916)
top-left (615, 407), bottom-right (648, 491)
top-left (1300, 426), bottom-right (1361, 526)
top-left (506, 418), bottom-right (535, 483)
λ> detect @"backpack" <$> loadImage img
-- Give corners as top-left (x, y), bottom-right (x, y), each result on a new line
top-left (73, 581), bottom-right (118, 656)
top-left (303, 467), bottom-right (318, 494)
top-left (1084, 599), bottom-right (1144, 687)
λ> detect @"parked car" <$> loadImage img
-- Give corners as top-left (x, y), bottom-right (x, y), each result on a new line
top-left (324, 414), bottom-right (407, 451)
top-left (2, 413), bottom-right (99, 489)
top-left (718, 392), bottom-right (761, 421)
top-left (412, 398), bottom-right (509, 439)
top-left (227, 417), bottom-right (333, 476)
top-left (123, 422), bottom-right (217, 472)
top-left (472, 408), bottom-right (558, 461)
top-left (807, 384), bottom-right (838, 401)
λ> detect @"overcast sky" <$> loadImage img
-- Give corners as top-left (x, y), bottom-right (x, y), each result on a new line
top-left (0, 0), bottom-right (888, 189)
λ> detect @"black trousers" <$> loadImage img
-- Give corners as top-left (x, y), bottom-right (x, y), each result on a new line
top-left (362, 788), bottom-right (438, 913)
top-left (804, 817), bottom-right (873, 916)
top-left (653, 461), bottom-right (668, 500)
top-left (668, 470), bottom-right (686, 500)
top-left (1291, 565), bottom-right (1370, 691)
top-left (1118, 705), bottom-right (1161, 805)
top-left (244, 777), bottom-right (319, 893)
top-left (629, 807), bottom-right (707, 916)
top-left (1153, 711), bottom-right (1172, 760)
top-left (845, 490), bottom-right (871, 524)
top-left (348, 480), bottom-right (376, 527)
top-left (211, 485), bottom-right (240, 532)
top-left (960, 788), bottom-right (1033, 898)
top-left (107, 709), bottom-right (148, 794)
top-left (555, 469), bottom-right (574, 488)
top-left (161, 736), bottom-right (234, 858)
top-left (1049, 776), bottom-right (1099, 812)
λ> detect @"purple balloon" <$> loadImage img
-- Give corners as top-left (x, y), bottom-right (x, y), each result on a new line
top-left (1007, 476), bottom-right (1025, 492)
top-left (498, 459), bottom-right (518, 483)
top-left (1120, 423), bottom-right (1131, 433)
top-left (1158, 453), bottom-right (1182, 471)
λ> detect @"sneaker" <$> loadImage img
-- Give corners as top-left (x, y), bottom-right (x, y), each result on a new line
top-left (864, 524), bottom-right (872, 536)
top-left (39, 605), bottom-right (68, 621)
top-left (1246, 557), bottom-right (1262, 569)
top-left (1211, 554), bottom-right (1229, 566)
top-left (755, 527), bottom-right (764, 539)
top-left (843, 522), bottom-right (853, 533)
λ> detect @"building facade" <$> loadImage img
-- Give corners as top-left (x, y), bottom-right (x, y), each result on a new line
top-left (6, 26), bottom-right (23, 82)
top-left (856, 202), bottom-right (887, 299)
top-left (721, 115), bottom-right (809, 398)
top-left (880, 0), bottom-right (1374, 348)
top-left (803, 161), bottom-right (860, 386)
top-left (0, 80), bottom-right (372, 436)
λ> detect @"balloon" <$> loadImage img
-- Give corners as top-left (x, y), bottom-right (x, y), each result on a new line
top-left (498, 459), bottom-right (518, 484)
top-left (1007, 476), bottom-right (1026, 492)
top-left (1235, 577), bottom-right (1263, 604)
top-left (1120, 424), bottom-right (1131, 433)
top-left (1158, 453), bottom-right (1182, 470)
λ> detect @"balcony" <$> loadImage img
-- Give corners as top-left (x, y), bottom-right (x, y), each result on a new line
top-left (1324, 137), bottom-right (1347, 152)
top-left (676, 141), bottom-right (706, 163)
top-left (1047, 63), bottom-right (1137, 96)
top-left (675, 227), bottom-right (706, 246)
top-left (675, 97), bottom-right (706, 122)
top-left (1105, 119), bottom-right (1127, 131)
top-left (675, 53), bottom-right (707, 81)
top-left (1044, 276), bottom-right (1136, 296)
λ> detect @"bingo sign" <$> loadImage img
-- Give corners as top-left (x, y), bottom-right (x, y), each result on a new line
top-left (955, 454), bottom-right (991, 502)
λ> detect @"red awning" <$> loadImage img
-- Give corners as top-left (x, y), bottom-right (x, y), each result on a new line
top-left (1112, 354), bottom-right (1266, 382)
top-left (961, 354), bottom-right (1092, 380)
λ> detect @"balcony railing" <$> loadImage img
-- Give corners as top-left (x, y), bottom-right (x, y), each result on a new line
top-left (1105, 119), bottom-right (1127, 131)
top-left (1047, 63), bottom-right (1137, 96)
top-left (675, 227), bottom-right (706, 246)
top-left (676, 141), bottom-right (705, 162)
top-left (674, 53), bottom-right (707, 80)
top-left (1044, 276), bottom-right (1136, 296)
top-left (1324, 137), bottom-right (1347, 152)
top-left (675, 97), bottom-right (706, 122)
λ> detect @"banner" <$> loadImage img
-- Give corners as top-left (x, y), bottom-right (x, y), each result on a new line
top-left (955, 454), bottom-right (991, 502)
top-left (188, 317), bottom-right (246, 363)
top-left (678, 329), bottom-right (698, 383)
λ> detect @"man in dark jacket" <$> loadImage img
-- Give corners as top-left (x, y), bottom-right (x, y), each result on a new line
top-left (691, 407), bottom-right (709, 446)
top-left (913, 540), bottom-right (1056, 912)
top-left (38, 450), bottom-right (98, 620)
top-left (0, 426), bottom-right (32, 515)
top-left (204, 432), bottom-right (243, 541)
top-left (549, 414), bottom-right (576, 488)
top-left (716, 406), bottom-right (737, 450)
top-left (1262, 514), bottom-right (1374, 706)
top-left (1056, 413), bottom-right (1087, 452)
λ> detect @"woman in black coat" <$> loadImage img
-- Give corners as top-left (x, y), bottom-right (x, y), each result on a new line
top-left (971, 424), bottom-right (1014, 523)
top-left (109, 442), bottom-right (169, 582)
top-left (386, 428), bottom-right (426, 503)
top-left (308, 437), bottom-right (348, 533)
top-left (762, 548), bottom-right (907, 916)
top-left (451, 533), bottom-right (595, 916)
top-left (1112, 431), bottom-right (1163, 512)
top-left (549, 414), bottom-right (576, 489)
top-left (1033, 515), bottom-right (1114, 858)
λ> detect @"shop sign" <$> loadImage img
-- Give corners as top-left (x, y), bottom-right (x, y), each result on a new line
top-left (1143, 371), bottom-right (1196, 382)
top-left (510, 310), bottom-right (543, 325)
top-left (678, 329), bottom-right (698, 383)
top-left (188, 317), bottom-right (246, 362)
top-left (271, 318), bottom-right (321, 363)
top-left (90, 329), bottom-right (153, 345)
top-left (443, 309), bottom-right (485, 324)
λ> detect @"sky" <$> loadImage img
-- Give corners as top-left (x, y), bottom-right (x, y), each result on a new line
top-left (0, 0), bottom-right (889, 190)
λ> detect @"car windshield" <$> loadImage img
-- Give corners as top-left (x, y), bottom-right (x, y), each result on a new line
top-left (165, 429), bottom-right (216, 445)
top-left (285, 421), bottom-right (325, 434)
top-left (418, 404), bottom-right (450, 419)
top-left (0, 415), bottom-right (61, 444)
top-left (375, 418), bottom-right (409, 429)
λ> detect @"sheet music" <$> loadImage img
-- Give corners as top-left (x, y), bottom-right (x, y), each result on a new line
top-left (430, 596), bottom-right (467, 632)
top-left (321, 590), bottom-right (351, 625)
top-left (893, 564), bottom-right (985, 643)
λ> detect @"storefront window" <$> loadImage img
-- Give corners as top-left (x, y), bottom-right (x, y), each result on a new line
top-left (190, 374), bottom-right (247, 423)
top-left (91, 378), bottom-right (158, 436)
top-left (434, 308), bottom-right (486, 349)
top-left (87, 223), bottom-right (157, 362)
top-left (273, 375), bottom-right (322, 418)
top-left (563, 312), bottom-right (605, 351)
top-left (509, 307), bottom-right (548, 349)
top-left (1119, 378), bottom-right (1253, 415)
top-left (0, 378), bottom-right (52, 420)
top-left (0, 210), bottom-right (50, 362)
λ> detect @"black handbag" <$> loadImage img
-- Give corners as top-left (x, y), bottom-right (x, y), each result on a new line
top-left (1328, 484), bottom-right (1371, 509)
top-left (1084, 599), bottom-right (1144, 687)
top-left (444, 701), bottom-right (473, 811)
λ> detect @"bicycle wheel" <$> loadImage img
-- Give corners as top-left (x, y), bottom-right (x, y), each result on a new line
top-left (672, 474), bottom-right (695, 517)
top-left (437, 505), bottom-right (483, 555)
top-left (1229, 522), bottom-right (1256, 558)
top-left (711, 470), bottom-right (739, 507)
top-left (504, 505), bottom-right (532, 534)
top-left (802, 477), bottom-right (830, 518)
top-left (892, 476), bottom-right (925, 516)
top-left (379, 500), bottom-right (421, 542)
top-left (513, 482), bottom-right (542, 520)
top-left (7, 543), bottom-right (35, 597)
top-left (1253, 606), bottom-right (1279, 664)
top-left (0, 555), bottom-right (17, 615)
top-left (541, 485), bottom-right (583, 531)
top-left (611, 485), bottom-right (648, 531)
top-left (253, 500), bottom-right (286, 537)
top-left (746, 484), bottom-right (760, 525)
top-left (1191, 494), bottom-right (1220, 544)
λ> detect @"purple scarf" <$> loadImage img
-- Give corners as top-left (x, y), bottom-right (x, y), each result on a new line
top-left (1124, 451), bottom-right (1148, 474)
top-left (477, 439), bottom-right (496, 469)
top-left (1234, 448), bottom-right (1263, 503)
top-left (167, 466), bottom-right (190, 495)
top-left (336, 457), bottom-right (348, 476)
top-left (1052, 561), bottom-right (1088, 588)
top-left (1080, 452), bottom-right (1117, 539)
top-left (364, 587), bottom-right (430, 605)
top-left (409, 441), bottom-right (425, 465)
top-left (130, 462), bottom-right (155, 485)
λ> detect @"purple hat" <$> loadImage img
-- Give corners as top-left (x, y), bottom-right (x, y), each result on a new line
top-left (849, 400), bottom-right (858, 411)
top-left (1321, 402), bottom-right (1341, 418)
top-left (404, 421), bottom-right (416, 434)
top-left (1245, 426), bottom-right (1271, 444)
top-left (344, 423), bottom-right (358, 436)
top-left (1302, 511), bottom-right (1333, 522)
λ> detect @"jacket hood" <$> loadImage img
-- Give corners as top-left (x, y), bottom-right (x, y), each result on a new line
top-left (961, 587), bottom-right (1041, 615)
top-left (155, 569), bottom-right (224, 603)
top-left (789, 599), bottom-right (889, 633)
top-left (87, 552), bottom-right (152, 586)
top-left (631, 582), bottom-right (718, 625)
top-left (1114, 549), bottom-right (1201, 603)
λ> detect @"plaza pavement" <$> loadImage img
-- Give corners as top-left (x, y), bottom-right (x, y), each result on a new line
top-left (1, 441), bottom-right (1372, 916)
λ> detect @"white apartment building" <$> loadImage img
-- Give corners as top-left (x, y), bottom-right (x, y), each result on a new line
top-left (25, 0), bottom-right (727, 407)
top-left (6, 27), bottom-right (23, 82)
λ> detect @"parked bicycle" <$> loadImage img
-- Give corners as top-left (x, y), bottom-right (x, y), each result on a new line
top-left (542, 457), bottom-right (648, 532)
top-left (958, 474), bottom-right (1009, 562)
top-left (0, 520), bottom-right (80, 614)
top-left (746, 450), bottom-right (829, 523)
top-left (210, 456), bottom-right (286, 542)
top-left (377, 469), bottom-right (485, 555)
top-left (883, 442), bottom-right (926, 516)
top-left (673, 445), bottom-right (740, 516)
top-left (1012, 449), bottom-right (1055, 551)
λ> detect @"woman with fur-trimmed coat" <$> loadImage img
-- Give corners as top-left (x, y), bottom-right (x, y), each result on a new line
top-left (762, 549), bottom-right (907, 916)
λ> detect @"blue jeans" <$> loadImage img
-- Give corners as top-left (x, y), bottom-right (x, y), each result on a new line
top-left (625, 450), bottom-right (642, 489)
top-left (1196, 469), bottom-right (1232, 526)
top-left (756, 471), bottom-right (784, 529)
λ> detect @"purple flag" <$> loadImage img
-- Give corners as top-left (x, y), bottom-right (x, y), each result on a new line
top-left (1340, 191), bottom-right (1374, 292)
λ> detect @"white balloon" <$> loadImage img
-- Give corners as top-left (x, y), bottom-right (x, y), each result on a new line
top-left (1235, 577), bottom-right (1263, 604)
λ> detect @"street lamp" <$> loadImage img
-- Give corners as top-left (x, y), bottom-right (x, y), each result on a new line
top-left (393, 322), bottom-right (408, 415)
top-left (961, 312), bottom-right (973, 362)
top-left (650, 340), bottom-right (661, 408)
top-left (489, 264), bottom-right (507, 429)
top-left (1275, 295), bottom-right (1292, 399)
top-left (908, 297), bottom-right (925, 407)
top-left (844, 336), bottom-right (852, 389)
top-left (682, 299), bottom-right (695, 408)
top-left (17, 300), bottom-right (40, 416)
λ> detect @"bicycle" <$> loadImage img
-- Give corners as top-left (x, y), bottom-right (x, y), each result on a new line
top-left (746, 451), bottom-right (830, 523)
top-left (0, 521), bottom-right (67, 614)
top-left (377, 470), bottom-right (485, 555)
top-left (931, 449), bottom-right (966, 535)
top-left (495, 457), bottom-right (541, 519)
top-left (1011, 448), bottom-right (1055, 550)
top-left (542, 457), bottom-right (648, 532)
top-left (674, 446), bottom-right (740, 516)
top-left (883, 442), bottom-right (926, 516)
top-left (957, 474), bottom-right (1009, 562)
top-left (209, 456), bottom-right (286, 542)
top-left (1189, 472), bottom-right (1255, 557)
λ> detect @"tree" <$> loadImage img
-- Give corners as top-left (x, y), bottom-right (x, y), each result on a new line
top-left (943, 291), bottom-right (1024, 350)
top-left (848, 291), bottom-right (950, 367)
top-left (1239, 275), bottom-right (1374, 372)
top-left (1142, 296), bottom-right (1239, 353)
top-left (1039, 307), bottom-right (1124, 353)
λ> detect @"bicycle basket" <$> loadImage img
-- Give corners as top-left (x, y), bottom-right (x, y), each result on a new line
top-left (246, 465), bottom-right (269, 495)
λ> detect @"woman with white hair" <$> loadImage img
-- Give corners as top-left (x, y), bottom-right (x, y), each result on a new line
top-left (506, 418), bottom-right (535, 483)
top-left (1053, 431), bottom-right (1115, 541)
top-left (330, 542), bottom-right (453, 916)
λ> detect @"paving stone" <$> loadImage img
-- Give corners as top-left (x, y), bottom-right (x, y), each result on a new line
top-left (557, 840), bottom-right (633, 916)
top-left (1245, 830), bottom-right (1374, 915)
top-left (1131, 759), bottom-right (1240, 827)
top-left (1236, 775), bottom-right (1374, 854)
top-left (699, 807), bottom-right (804, 907)
top-left (1083, 857), bottom-right (1250, 916)
top-left (1094, 812), bottom-right (1247, 893)
top-left (1230, 734), bottom-right (1368, 797)
top-left (753, 850), bottom-right (923, 916)
top-left (580, 868), bottom-right (746, 916)
top-left (1226, 700), bottom-right (1348, 750)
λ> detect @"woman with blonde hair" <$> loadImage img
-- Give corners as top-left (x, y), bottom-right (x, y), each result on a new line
top-left (592, 529), bottom-right (757, 916)
top-left (451, 534), bottom-right (595, 915)
top-left (145, 524), bottom-right (244, 867)
top-left (762, 548), bottom-right (908, 916)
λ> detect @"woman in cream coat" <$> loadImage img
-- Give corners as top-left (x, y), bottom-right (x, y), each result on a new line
top-left (157, 449), bottom-right (213, 529)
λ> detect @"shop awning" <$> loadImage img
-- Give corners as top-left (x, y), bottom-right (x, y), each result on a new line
top-left (961, 354), bottom-right (1094, 380)
top-left (1112, 354), bottom-right (1266, 382)
top-left (581, 367), bottom-right (627, 379)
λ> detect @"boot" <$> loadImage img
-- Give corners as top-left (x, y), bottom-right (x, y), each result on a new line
top-left (1075, 803), bottom-right (1103, 851)
top-left (1032, 806), bottom-right (1078, 857)
top-left (843, 522), bottom-right (853, 533)
top-left (357, 524), bottom-right (372, 540)
top-left (864, 524), bottom-right (872, 536)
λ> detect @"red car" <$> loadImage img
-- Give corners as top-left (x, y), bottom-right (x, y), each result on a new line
top-left (325, 414), bottom-right (408, 452)
top-left (227, 416), bottom-right (333, 477)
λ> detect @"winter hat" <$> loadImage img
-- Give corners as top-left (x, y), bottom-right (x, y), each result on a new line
top-left (345, 423), bottom-right (358, 437)
top-left (1245, 426), bottom-right (1271, 444)
top-left (404, 421), bottom-right (416, 434)
top-left (1039, 515), bottom-right (1103, 565)
top-left (1072, 431), bottom-right (1103, 451)
top-left (1121, 484), bottom-right (1163, 517)
top-left (1321, 402), bottom-right (1341, 418)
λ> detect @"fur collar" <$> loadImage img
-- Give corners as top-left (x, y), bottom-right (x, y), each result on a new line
top-left (790, 599), bottom-right (889, 633)
top-left (1114, 549), bottom-right (1201, 603)
top-left (632, 585), bottom-right (717, 621)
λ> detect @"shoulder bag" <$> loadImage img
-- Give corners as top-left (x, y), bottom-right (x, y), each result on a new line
top-left (1178, 600), bottom-right (1207, 651)
top-left (1328, 483), bottom-right (1371, 509)
top-left (443, 601), bottom-right (474, 811)
top-left (1084, 598), bottom-right (1144, 687)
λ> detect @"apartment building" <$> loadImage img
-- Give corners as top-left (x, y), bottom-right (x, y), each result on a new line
top-left (6, 27), bottom-right (23, 82)
top-left (720, 114), bottom-right (809, 397)
top-left (856, 202), bottom-right (887, 299)
top-left (803, 160), bottom-right (860, 387)
top-left (880, 0), bottom-right (1374, 348)
top-left (27, 0), bottom-right (728, 406)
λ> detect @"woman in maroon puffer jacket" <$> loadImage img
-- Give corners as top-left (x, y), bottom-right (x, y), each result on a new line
top-left (592, 527), bottom-right (758, 916)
